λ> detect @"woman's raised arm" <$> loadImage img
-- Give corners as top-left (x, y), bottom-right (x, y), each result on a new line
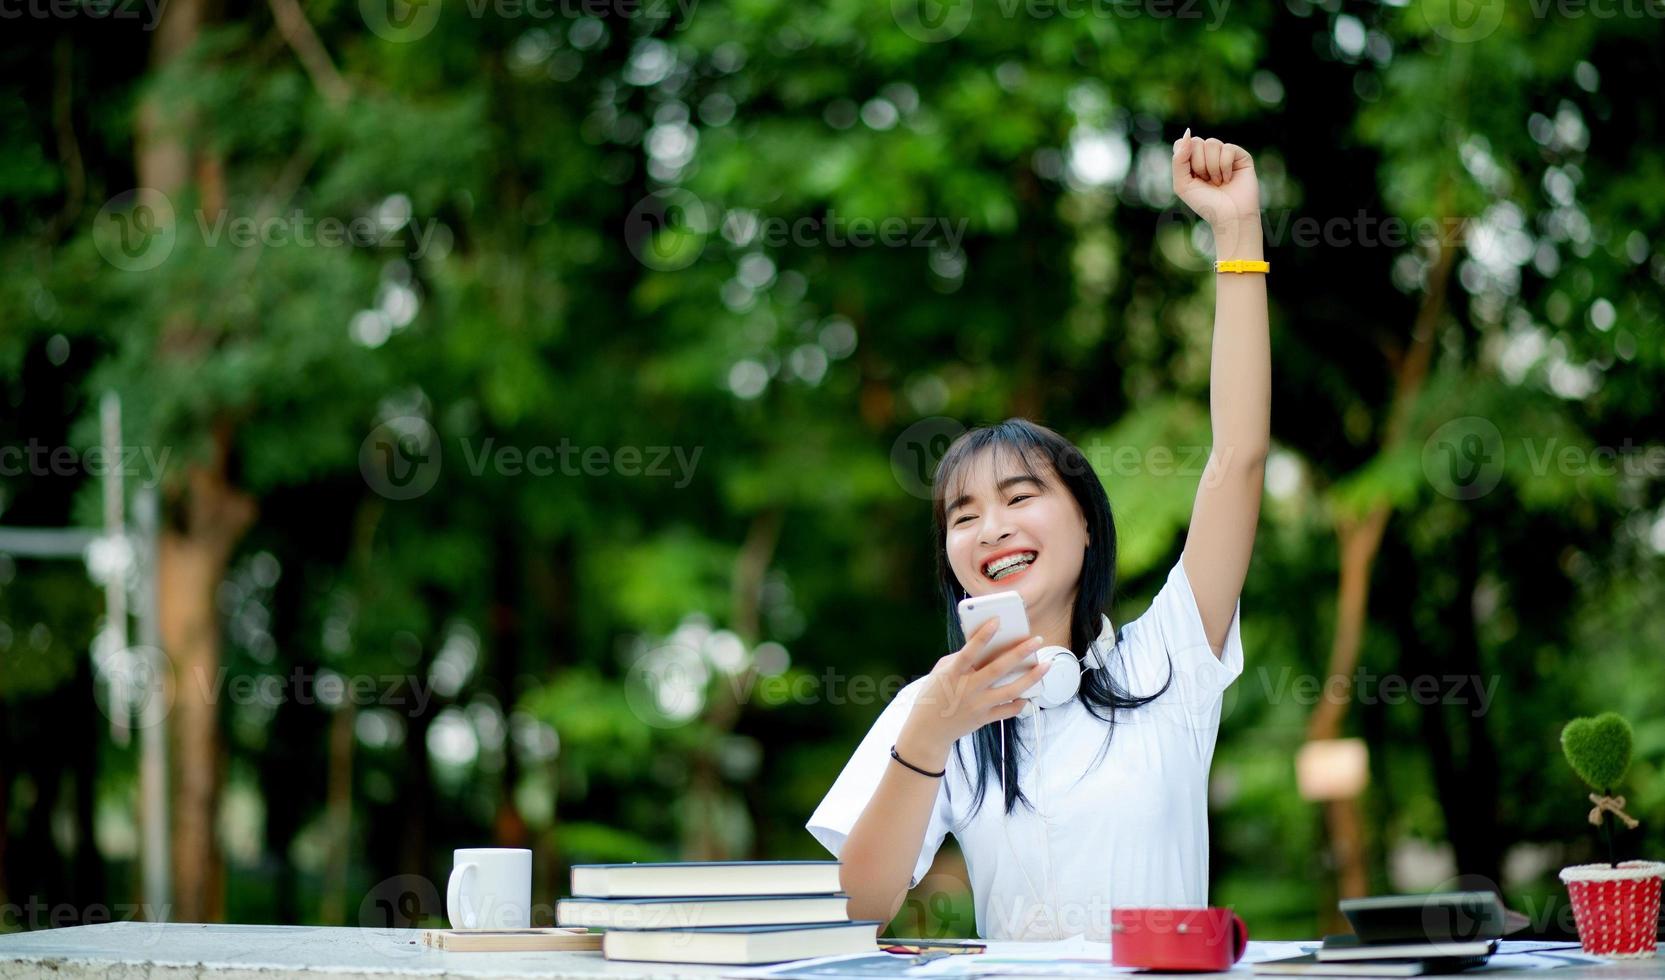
top-left (1170, 130), bottom-right (1271, 657)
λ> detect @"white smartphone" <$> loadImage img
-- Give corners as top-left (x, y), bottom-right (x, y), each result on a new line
top-left (956, 590), bottom-right (1037, 688)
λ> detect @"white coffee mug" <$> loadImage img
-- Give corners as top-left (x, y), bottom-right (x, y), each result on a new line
top-left (446, 847), bottom-right (532, 929)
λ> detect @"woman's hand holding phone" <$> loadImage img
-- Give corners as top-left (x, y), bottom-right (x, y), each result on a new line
top-left (894, 618), bottom-right (1052, 771)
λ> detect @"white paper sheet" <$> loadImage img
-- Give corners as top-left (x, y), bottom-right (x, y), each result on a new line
top-left (1471, 949), bottom-right (1612, 971)
top-left (727, 935), bottom-right (1608, 980)
top-left (1238, 941), bottom-right (1323, 965)
top-left (906, 936), bottom-right (1123, 977)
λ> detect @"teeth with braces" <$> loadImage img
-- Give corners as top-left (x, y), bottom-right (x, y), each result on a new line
top-left (984, 551), bottom-right (1037, 579)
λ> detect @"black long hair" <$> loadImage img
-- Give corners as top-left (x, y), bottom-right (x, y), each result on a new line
top-left (931, 418), bottom-right (1172, 818)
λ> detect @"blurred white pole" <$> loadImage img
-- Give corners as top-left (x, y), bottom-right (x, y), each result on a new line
top-left (100, 393), bottom-right (131, 746)
top-left (0, 392), bottom-right (172, 916)
top-left (134, 485), bottom-right (172, 918)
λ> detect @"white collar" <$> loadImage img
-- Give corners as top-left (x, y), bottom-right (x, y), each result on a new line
top-left (1085, 613), bottom-right (1116, 671)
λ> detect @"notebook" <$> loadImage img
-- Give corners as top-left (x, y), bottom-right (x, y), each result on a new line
top-left (570, 860), bottom-right (843, 898)
top-left (556, 893), bottom-right (850, 929)
top-left (1317, 936), bottom-right (1498, 962)
top-left (600, 920), bottom-right (881, 965)
top-left (1338, 892), bottom-right (1510, 944)
top-left (1252, 953), bottom-right (1487, 976)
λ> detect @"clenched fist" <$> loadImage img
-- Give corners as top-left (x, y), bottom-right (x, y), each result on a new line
top-left (1171, 128), bottom-right (1260, 232)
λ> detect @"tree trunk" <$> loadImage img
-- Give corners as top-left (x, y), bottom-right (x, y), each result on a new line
top-left (139, 0), bottom-right (249, 923)
top-left (1307, 509), bottom-right (1389, 932)
top-left (1307, 510), bottom-right (1391, 743)
top-left (319, 701), bottom-right (357, 923)
top-left (158, 436), bottom-right (256, 922)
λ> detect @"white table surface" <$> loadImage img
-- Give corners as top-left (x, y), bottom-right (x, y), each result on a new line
top-left (0, 922), bottom-right (1658, 980)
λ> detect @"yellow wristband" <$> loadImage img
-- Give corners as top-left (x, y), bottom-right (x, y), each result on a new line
top-left (1215, 259), bottom-right (1270, 274)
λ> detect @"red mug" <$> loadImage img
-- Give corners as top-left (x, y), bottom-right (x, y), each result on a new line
top-left (1110, 907), bottom-right (1249, 972)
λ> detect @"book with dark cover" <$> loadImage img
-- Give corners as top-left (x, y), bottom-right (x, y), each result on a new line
top-left (1316, 935), bottom-right (1498, 962)
top-left (1252, 952), bottom-right (1491, 977)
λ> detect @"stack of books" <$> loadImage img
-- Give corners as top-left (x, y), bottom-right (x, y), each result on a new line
top-left (555, 860), bottom-right (882, 965)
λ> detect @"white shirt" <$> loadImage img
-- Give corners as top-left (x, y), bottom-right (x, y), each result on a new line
top-left (805, 557), bottom-right (1244, 941)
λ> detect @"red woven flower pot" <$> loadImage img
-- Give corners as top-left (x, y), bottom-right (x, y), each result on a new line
top-left (1558, 860), bottom-right (1664, 958)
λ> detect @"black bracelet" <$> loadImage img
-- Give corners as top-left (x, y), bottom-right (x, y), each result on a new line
top-left (890, 745), bottom-right (946, 778)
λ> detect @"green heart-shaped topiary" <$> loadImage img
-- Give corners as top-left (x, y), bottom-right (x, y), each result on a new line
top-left (1560, 712), bottom-right (1633, 792)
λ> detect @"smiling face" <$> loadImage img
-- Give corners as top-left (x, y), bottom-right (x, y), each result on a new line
top-left (942, 446), bottom-right (1090, 622)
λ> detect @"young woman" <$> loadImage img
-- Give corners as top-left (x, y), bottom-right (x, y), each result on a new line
top-left (806, 131), bottom-right (1269, 941)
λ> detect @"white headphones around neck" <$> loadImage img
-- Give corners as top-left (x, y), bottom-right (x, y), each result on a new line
top-left (1018, 614), bottom-right (1116, 712)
